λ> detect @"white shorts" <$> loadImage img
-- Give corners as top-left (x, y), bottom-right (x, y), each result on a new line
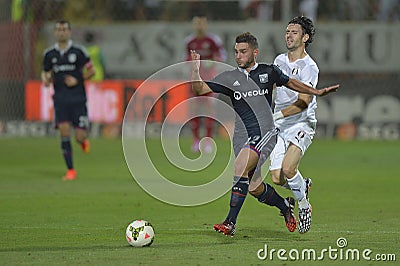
top-left (269, 123), bottom-right (314, 171)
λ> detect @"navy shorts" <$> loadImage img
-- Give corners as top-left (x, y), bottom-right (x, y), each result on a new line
top-left (54, 101), bottom-right (89, 130)
top-left (233, 128), bottom-right (279, 173)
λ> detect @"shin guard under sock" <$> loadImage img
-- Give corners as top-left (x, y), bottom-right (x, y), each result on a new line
top-left (61, 137), bottom-right (73, 169)
top-left (257, 182), bottom-right (289, 214)
top-left (226, 177), bottom-right (249, 224)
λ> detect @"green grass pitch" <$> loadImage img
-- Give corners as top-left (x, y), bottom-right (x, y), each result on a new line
top-left (0, 137), bottom-right (399, 265)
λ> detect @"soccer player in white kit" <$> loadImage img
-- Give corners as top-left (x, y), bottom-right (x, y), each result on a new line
top-left (191, 31), bottom-right (339, 237)
top-left (270, 16), bottom-right (318, 234)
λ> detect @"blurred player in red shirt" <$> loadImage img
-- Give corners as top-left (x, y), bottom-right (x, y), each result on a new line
top-left (184, 15), bottom-right (227, 153)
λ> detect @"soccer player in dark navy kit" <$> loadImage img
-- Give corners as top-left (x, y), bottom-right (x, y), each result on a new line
top-left (41, 20), bottom-right (95, 181)
top-left (191, 32), bottom-right (338, 236)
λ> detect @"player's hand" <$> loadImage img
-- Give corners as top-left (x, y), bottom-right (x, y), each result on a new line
top-left (190, 50), bottom-right (201, 73)
top-left (317, 84), bottom-right (339, 96)
top-left (43, 79), bottom-right (51, 87)
top-left (64, 75), bottom-right (78, 87)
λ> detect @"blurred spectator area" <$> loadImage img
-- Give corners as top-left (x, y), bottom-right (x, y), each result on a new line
top-left (0, 0), bottom-right (398, 134)
top-left (1, 0), bottom-right (398, 23)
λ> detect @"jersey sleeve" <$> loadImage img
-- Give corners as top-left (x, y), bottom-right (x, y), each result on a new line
top-left (273, 56), bottom-right (279, 66)
top-left (77, 46), bottom-right (93, 72)
top-left (205, 72), bottom-right (231, 96)
top-left (272, 64), bottom-right (289, 86)
top-left (300, 63), bottom-right (319, 88)
top-left (80, 46), bottom-right (91, 65)
top-left (42, 51), bottom-right (52, 72)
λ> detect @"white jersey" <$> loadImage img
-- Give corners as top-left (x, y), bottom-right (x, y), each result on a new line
top-left (273, 53), bottom-right (319, 130)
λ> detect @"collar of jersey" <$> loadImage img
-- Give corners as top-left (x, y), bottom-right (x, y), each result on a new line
top-left (237, 63), bottom-right (258, 79)
top-left (285, 52), bottom-right (309, 64)
top-left (55, 40), bottom-right (73, 55)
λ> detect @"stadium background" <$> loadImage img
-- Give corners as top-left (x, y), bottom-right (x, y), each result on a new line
top-left (1, 1), bottom-right (399, 265)
top-left (0, 0), bottom-right (399, 140)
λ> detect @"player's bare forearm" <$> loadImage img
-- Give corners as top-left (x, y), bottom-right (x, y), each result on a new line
top-left (83, 68), bottom-right (96, 80)
top-left (192, 80), bottom-right (213, 95)
top-left (281, 99), bottom-right (309, 117)
top-left (191, 49), bottom-right (212, 95)
top-left (286, 78), bottom-right (339, 96)
top-left (83, 61), bottom-right (96, 80)
top-left (41, 71), bottom-right (52, 87)
top-left (280, 94), bottom-right (311, 117)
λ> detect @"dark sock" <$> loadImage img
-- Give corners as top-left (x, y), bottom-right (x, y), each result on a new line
top-left (226, 177), bottom-right (249, 224)
top-left (61, 137), bottom-right (73, 169)
top-left (257, 183), bottom-right (288, 214)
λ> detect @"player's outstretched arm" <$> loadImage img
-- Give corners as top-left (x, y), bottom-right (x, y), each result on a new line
top-left (273, 94), bottom-right (311, 121)
top-left (190, 50), bottom-right (213, 96)
top-left (286, 78), bottom-right (339, 96)
top-left (316, 84), bottom-right (340, 96)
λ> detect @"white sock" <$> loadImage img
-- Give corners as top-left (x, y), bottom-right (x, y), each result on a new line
top-left (286, 171), bottom-right (307, 202)
top-left (298, 197), bottom-right (310, 209)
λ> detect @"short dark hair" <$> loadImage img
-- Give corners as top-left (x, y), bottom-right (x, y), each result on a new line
top-left (288, 16), bottom-right (315, 47)
top-left (55, 20), bottom-right (71, 30)
top-left (235, 32), bottom-right (258, 49)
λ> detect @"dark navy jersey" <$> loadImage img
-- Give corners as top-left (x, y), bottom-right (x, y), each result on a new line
top-left (206, 63), bottom-right (289, 136)
top-left (43, 40), bottom-right (91, 104)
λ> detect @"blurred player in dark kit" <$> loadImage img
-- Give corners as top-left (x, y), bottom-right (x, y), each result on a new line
top-left (42, 20), bottom-right (95, 180)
